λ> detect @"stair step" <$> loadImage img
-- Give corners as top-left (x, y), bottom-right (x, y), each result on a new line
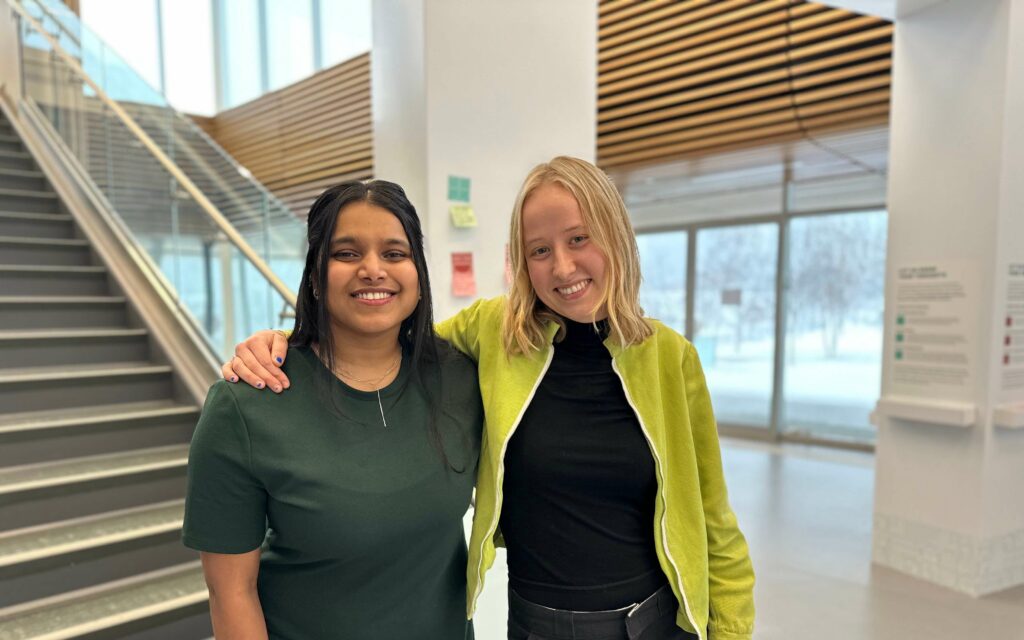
top-left (0, 561), bottom-right (208, 640)
top-left (0, 149), bottom-right (33, 171)
top-left (0, 398), bottom-right (198, 466)
top-left (0, 188), bottom-right (57, 199)
top-left (0, 211), bottom-right (74, 239)
top-left (0, 133), bottom-right (21, 151)
top-left (0, 362), bottom-right (175, 414)
top-left (0, 295), bottom-right (127, 330)
top-left (0, 188), bottom-right (59, 214)
top-left (0, 399), bottom-right (197, 435)
top-left (0, 327), bottom-right (151, 369)
top-left (0, 500), bottom-right (183, 569)
top-left (0, 443), bottom-right (189, 498)
top-left (0, 265), bottom-right (108, 295)
top-left (0, 361), bottom-right (172, 385)
top-left (0, 168), bottom-right (46, 192)
top-left (0, 235), bottom-right (93, 267)
top-left (0, 500), bottom-right (195, 610)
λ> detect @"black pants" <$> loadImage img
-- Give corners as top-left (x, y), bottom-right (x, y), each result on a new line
top-left (507, 584), bottom-right (700, 640)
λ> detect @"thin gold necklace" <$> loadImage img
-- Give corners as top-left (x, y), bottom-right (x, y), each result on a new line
top-left (335, 354), bottom-right (401, 428)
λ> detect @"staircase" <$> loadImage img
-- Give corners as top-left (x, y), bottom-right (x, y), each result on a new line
top-left (0, 109), bottom-right (211, 637)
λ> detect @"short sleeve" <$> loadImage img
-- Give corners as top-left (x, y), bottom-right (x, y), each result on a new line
top-left (182, 382), bottom-right (268, 553)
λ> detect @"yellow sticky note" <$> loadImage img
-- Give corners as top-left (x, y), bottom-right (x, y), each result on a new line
top-left (450, 204), bottom-right (477, 228)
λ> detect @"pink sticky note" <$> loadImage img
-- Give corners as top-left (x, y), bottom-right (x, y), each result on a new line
top-left (452, 252), bottom-right (476, 297)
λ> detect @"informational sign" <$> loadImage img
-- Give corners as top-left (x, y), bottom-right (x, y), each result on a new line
top-left (1001, 261), bottom-right (1024, 392)
top-left (721, 289), bottom-right (742, 306)
top-left (890, 262), bottom-right (979, 398)
top-left (452, 252), bottom-right (476, 297)
top-left (449, 204), bottom-right (477, 228)
top-left (447, 176), bottom-right (471, 202)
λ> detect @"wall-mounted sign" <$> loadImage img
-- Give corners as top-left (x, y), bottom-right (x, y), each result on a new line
top-left (890, 262), bottom-right (979, 399)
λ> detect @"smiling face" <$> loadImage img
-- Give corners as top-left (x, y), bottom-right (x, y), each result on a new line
top-left (522, 183), bottom-right (608, 323)
top-left (324, 201), bottom-right (420, 342)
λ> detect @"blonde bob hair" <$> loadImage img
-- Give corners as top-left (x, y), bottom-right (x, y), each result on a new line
top-left (503, 156), bottom-right (652, 356)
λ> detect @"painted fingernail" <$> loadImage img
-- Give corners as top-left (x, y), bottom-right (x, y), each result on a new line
top-left (276, 357), bottom-right (283, 364)
top-left (256, 382), bottom-right (264, 388)
top-left (231, 376), bottom-right (238, 382)
top-left (273, 385), bottom-right (282, 393)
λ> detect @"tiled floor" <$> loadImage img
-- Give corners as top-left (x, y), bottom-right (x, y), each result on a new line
top-left (468, 439), bottom-right (1024, 639)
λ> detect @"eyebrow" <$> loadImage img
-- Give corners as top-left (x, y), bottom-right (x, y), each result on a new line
top-left (331, 236), bottom-right (410, 248)
top-left (525, 225), bottom-right (585, 246)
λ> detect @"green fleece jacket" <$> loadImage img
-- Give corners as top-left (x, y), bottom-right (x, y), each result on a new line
top-left (436, 296), bottom-right (755, 640)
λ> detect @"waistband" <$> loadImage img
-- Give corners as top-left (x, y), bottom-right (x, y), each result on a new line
top-left (509, 582), bottom-right (677, 640)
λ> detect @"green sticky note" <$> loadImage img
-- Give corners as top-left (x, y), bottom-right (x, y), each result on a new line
top-left (450, 204), bottom-right (477, 228)
top-left (448, 176), bottom-right (470, 202)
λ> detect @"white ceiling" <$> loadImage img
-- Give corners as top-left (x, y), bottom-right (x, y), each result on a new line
top-left (813, 0), bottom-right (951, 20)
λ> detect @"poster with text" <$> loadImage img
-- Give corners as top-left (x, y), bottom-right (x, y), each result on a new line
top-left (890, 261), bottom-right (980, 400)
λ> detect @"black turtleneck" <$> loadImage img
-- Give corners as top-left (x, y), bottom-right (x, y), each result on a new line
top-left (498, 318), bottom-right (665, 611)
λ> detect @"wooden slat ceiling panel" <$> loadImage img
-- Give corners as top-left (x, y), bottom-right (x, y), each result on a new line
top-left (597, 0), bottom-right (892, 169)
top-left (196, 53), bottom-right (372, 217)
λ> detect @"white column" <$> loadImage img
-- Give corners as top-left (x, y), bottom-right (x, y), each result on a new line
top-left (371, 0), bottom-right (596, 320)
top-left (873, 0), bottom-right (1024, 596)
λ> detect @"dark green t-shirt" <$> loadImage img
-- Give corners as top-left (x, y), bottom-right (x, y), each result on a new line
top-left (183, 345), bottom-right (482, 640)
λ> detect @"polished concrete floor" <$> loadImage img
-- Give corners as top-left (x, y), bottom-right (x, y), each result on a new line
top-left (468, 439), bottom-right (1024, 639)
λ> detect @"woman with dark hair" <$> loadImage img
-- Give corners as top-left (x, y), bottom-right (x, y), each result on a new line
top-left (183, 180), bottom-right (482, 639)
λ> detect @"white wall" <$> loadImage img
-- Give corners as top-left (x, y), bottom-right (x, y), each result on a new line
top-left (874, 0), bottom-right (1024, 595)
top-left (373, 0), bottom-right (596, 321)
top-left (876, 0), bottom-right (1008, 532)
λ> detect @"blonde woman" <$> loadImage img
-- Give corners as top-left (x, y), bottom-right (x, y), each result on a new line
top-left (225, 157), bottom-right (755, 640)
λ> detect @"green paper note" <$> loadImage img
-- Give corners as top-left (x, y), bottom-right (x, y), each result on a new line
top-left (448, 176), bottom-right (471, 202)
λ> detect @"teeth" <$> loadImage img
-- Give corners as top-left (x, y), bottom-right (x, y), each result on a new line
top-left (355, 292), bottom-right (394, 300)
top-left (558, 280), bottom-right (589, 296)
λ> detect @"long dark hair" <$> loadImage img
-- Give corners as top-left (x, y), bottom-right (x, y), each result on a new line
top-left (290, 180), bottom-right (462, 470)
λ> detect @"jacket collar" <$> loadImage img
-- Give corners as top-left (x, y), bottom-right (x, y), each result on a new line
top-left (542, 317), bottom-right (627, 359)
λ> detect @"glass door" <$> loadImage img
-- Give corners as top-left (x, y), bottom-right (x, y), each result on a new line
top-left (694, 223), bottom-right (778, 429)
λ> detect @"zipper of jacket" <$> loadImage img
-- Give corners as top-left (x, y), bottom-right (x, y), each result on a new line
top-left (610, 358), bottom-right (703, 640)
top-left (469, 347), bottom-right (555, 617)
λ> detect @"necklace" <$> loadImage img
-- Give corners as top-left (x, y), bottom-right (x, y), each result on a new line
top-left (335, 353), bottom-right (401, 428)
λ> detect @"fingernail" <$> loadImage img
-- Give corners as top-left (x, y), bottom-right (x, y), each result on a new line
top-left (256, 382), bottom-right (264, 389)
top-left (231, 376), bottom-right (238, 383)
top-left (276, 357), bottom-right (283, 364)
top-left (273, 385), bottom-right (282, 393)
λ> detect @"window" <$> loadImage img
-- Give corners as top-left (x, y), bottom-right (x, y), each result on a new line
top-left (217, 0), bottom-right (262, 108)
top-left (782, 212), bottom-right (887, 443)
top-left (636, 231), bottom-right (687, 335)
top-left (319, 0), bottom-right (372, 67)
top-left (695, 224), bottom-right (779, 428)
top-left (161, 0), bottom-right (216, 115)
top-left (266, 0), bottom-right (314, 91)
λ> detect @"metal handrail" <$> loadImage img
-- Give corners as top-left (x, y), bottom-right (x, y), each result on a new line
top-left (11, 0), bottom-right (297, 308)
top-left (27, 0), bottom-right (296, 223)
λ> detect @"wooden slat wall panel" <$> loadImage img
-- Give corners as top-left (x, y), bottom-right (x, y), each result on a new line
top-left (190, 115), bottom-right (218, 140)
top-left (192, 53), bottom-right (372, 217)
top-left (597, 0), bottom-right (892, 169)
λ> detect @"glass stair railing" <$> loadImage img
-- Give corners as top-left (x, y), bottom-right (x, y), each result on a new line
top-left (12, 0), bottom-right (305, 359)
